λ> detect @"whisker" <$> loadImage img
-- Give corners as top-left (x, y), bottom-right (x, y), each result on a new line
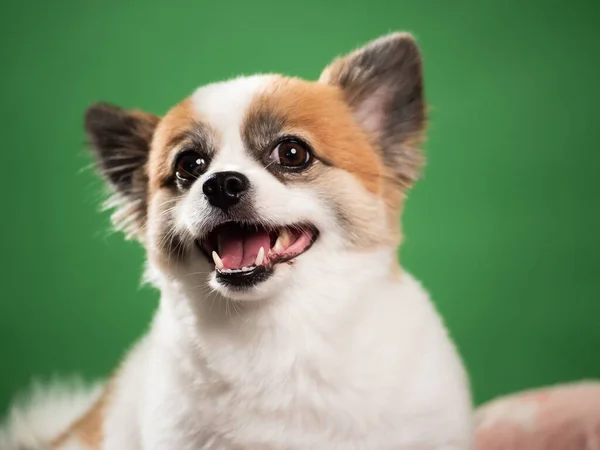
top-left (264, 159), bottom-right (278, 170)
top-left (101, 163), bottom-right (142, 174)
top-left (159, 206), bottom-right (179, 218)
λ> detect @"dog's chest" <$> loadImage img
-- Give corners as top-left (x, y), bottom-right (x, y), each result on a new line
top-left (153, 348), bottom-right (393, 449)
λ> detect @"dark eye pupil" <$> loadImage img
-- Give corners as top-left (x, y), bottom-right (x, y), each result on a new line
top-left (176, 152), bottom-right (206, 181)
top-left (183, 157), bottom-right (200, 172)
top-left (279, 143), bottom-right (306, 166)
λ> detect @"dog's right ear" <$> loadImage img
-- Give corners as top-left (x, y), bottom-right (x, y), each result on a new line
top-left (84, 103), bottom-right (160, 239)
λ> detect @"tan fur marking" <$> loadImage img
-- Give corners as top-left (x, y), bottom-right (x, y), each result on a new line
top-left (50, 386), bottom-right (112, 450)
top-left (252, 77), bottom-right (385, 195)
top-left (147, 98), bottom-right (207, 194)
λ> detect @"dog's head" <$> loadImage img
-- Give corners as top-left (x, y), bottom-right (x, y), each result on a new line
top-left (85, 33), bottom-right (426, 301)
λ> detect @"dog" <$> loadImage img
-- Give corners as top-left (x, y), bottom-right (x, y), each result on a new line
top-left (0, 32), bottom-right (473, 449)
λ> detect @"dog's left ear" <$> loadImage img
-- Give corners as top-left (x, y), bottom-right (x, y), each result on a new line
top-left (84, 103), bottom-right (160, 240)
top-left (320, 33), bottom-right (426, 188)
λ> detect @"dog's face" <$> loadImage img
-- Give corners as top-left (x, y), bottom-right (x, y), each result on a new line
top-left (84, 33), bottom-right (425, 300)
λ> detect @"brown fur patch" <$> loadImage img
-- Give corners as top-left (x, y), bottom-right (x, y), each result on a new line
top-left (148, 98), bottom-right (218, 194)
top-left (147, 98), bottom-right (194, 192)
top-left (246, 77), bottom-right (385, 195)
top-left (50, 386), bottom-right (112, 450)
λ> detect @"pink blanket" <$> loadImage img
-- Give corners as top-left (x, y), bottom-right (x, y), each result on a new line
top-left (475, 381), bottom-right (600, 449)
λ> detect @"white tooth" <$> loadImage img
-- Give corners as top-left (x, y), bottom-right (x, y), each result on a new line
top-left (273, 238), bottom-right (283, 253)
top-left (255, 247), bottom-right (265, 266)
top-left (280, 228), bottom-right (292, 247)
top-left (274, 228), bottom-right (292, 253)
top-left (212, 251), bottom-right (224, 270)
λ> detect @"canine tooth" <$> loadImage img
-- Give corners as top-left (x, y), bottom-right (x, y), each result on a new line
top-left (274, 228), bottom-right (292, 253)
top-left (212, 251), bottom-right (224, 270)
top-left (281, 228), bottom-right (293, 247)
top-left (255, 247), bottom-right (265, 266)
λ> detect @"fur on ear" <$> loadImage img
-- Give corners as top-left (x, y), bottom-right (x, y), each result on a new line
top-left (319, 32), bottom-right (426, 188)
top-left (84, 103), bottom-right (159, 239)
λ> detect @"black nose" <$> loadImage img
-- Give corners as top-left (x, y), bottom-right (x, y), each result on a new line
top-left (202, 171), bottom-right (249, 210)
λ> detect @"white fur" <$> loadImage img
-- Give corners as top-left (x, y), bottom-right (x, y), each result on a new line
top-left (122, 259), bottom-right (473, 450)
top-left (7, 75), bottom-right (474, 449)
top-left (0, 378), bottom-right (102, 450)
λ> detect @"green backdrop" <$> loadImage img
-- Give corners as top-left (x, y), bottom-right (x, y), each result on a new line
top-left (1, 0), bottom-right (599, 414)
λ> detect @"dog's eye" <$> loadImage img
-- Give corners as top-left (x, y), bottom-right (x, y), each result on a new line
top-left (269, 139), bottom-right (312, 169)
top-left (175, 151), bottom-right (207, 182)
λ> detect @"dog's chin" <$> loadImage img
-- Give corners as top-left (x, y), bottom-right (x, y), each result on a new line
top-left (208, 261), bottom-right (295, 301)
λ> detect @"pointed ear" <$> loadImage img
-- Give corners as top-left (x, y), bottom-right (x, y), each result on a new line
top-left (319, 33), bottom-right (426, 188)
top-left (84, 103), bottom-right (160, 239)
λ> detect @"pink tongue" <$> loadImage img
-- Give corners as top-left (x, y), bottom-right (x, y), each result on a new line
top-left (218, 226), bottom-right (244, 269)
top-left (241, 230), bottom-right (271, 267)
top-left (217, 226), bottom-right (271, 269)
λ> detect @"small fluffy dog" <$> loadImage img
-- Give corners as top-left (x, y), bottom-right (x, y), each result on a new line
top-left (1, 32), bottom-right (473, 449)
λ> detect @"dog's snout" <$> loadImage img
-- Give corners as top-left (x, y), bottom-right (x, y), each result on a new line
top-left (203, 171), bottom-right (249, 210)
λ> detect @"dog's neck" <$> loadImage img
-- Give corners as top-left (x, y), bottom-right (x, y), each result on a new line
top-left (150, 246), bottom-right (401, 379)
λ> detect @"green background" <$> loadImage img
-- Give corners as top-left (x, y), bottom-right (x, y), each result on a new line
top-left (1, 0), bottom-right (599, 415)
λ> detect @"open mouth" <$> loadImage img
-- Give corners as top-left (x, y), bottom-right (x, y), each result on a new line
top-left (197, 222), bottom-right (318, 289)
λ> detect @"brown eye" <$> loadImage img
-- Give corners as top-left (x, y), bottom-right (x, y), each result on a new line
top-left (269, 139), bottom-right (312, 169)
top-left (175, 151), bottom-right (207, 182)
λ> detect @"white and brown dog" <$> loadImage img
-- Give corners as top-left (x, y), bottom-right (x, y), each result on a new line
top-left (1, 33), bottom-right (473, 449)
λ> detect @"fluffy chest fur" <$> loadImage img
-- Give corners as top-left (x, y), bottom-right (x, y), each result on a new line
top-left (47, 283), bottom-right (471, 450)
top-left (102, 268), bottom-right (471, 450)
